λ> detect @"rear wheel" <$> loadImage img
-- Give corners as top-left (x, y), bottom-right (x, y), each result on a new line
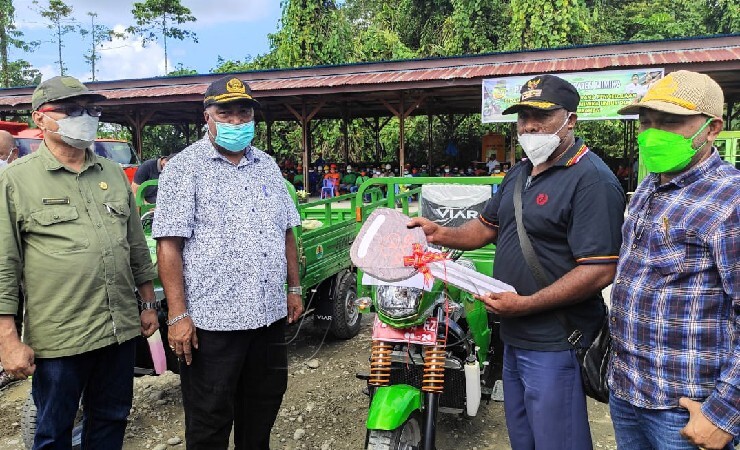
top-left (366, 413), bottom-right (422, 450)
top-left (329, 270), bottom-right (361, 339)
top-left (22, 392), bottom-right (82, 450)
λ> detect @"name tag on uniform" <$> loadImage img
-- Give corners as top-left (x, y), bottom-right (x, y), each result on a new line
top-left (42, 197), bottom-right (70, 205)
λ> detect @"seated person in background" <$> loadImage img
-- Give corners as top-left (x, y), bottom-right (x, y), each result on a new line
top-left (132, 153), bottom-right (171, 204)
top-left (308, 166), bottom-right (320, 194)
top-left (340, 165), bottom-right (357, 193)
top-left (486, 154), bottom-right (500, 174)
top-left (292, 167), bottom-right (305, 191)
top-left (353, 169), bottom-right (370, 193)
top-left (324, 164), bottom-right (340, 196)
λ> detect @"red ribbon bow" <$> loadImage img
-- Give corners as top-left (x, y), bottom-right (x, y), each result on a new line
top-left (403, 243), bottom-right (447, 285)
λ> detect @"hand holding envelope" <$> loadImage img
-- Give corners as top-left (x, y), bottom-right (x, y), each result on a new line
top-left (350, 208), bottom-right (516, 296)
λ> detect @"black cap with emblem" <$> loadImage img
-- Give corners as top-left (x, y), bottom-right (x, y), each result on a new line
top-left (203, 76), bottom-right (260, 109)
top-left (502, 74), bottom-right (580, 115)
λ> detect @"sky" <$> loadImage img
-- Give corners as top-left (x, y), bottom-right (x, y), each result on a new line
top-left (8, 0), bottom-right (283, 82)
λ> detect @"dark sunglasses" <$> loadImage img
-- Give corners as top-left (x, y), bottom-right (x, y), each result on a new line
top-left (37, 105), bottom-right (103, 117)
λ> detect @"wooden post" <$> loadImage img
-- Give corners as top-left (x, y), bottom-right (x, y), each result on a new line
top-left (427, 111), bottom-right (434, 173)
top-left (381, 93), bottom-right (427, 175)
top-left (342, 102), bottom-right (350, 164)
top-left (124, 109), bottom-right (155, 158)
top-left (285, 100), bottom-right (325, 185)
top-left (399, 93), bottom-right (405, 172)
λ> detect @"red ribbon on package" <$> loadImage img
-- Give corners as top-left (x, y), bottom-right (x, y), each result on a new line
top-left (403, 243), bottom-right (448, 285)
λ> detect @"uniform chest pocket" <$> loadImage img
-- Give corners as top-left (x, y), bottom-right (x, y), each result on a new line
top-left (647, 225), bottom-right (687, 276)
top-left (104, 201), bottom-right (130, 220)
top-left (29, 206), bottom-right (90, 253)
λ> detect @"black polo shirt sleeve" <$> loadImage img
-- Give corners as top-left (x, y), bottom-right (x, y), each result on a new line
top-left (480, 164), bottom-right (521, 229)
top-left (133, 159), bottom-right (157, 184)
top-left (568, 172), bottom-right (625, 265)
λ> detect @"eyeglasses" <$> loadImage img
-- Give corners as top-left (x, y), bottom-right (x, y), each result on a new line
top-left (37, 105), bottom-right (103, 117)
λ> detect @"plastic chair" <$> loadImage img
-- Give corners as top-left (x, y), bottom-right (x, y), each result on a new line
top-left (320, 178), bottom-right (336, 199)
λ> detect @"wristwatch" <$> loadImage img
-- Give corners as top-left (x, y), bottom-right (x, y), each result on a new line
top-left (139, 299), bottom-right (160, 311)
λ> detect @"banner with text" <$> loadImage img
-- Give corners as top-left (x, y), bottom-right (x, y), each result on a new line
top-left (481, 68), bottom-right (665, 122)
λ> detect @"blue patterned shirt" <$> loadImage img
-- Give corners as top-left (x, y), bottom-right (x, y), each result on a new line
top-left (608, 150), bottom-right (740, 436)
top-left (152, 138), bottom-right (301, 331)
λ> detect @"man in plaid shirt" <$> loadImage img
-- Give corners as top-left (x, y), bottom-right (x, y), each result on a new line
top-left (609, 70), bottom-right (739, 449)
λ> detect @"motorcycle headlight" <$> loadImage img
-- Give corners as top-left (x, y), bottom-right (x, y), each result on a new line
top-left (375, 285), bottom-right (424, 319)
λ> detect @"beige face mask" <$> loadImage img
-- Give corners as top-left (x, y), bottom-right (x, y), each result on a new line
top-left (42, 113), bottom-right (100, 149)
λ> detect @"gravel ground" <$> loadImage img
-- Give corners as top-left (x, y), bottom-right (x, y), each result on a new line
top-left (0, 313), bottom-right (617, 450)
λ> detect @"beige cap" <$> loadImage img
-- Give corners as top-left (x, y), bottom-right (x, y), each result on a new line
top-left (618, 70), bottom-right (724, 118)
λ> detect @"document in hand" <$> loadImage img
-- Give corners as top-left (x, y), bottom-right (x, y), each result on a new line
top-left (350, 208), bottom-right (516, 295)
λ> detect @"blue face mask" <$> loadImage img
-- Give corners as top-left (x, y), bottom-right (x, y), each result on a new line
top-left (210, 119), bottom-right (254, 152)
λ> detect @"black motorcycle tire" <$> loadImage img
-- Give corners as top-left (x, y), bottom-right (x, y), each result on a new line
top-left (22, 392), bottom-right (82, 450)
top-left (366, 413), bottom-right (422, 450)
top-left (329, 270), bottom-right (362, 339)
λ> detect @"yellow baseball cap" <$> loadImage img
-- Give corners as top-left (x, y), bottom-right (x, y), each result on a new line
top-left (618, 70), bottom-right (724, 118)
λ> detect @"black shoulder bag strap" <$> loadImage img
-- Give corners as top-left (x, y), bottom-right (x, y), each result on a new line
top-left (513, 169), bottom-right (584, 347)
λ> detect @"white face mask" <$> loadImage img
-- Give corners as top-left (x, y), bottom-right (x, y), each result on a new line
top-left (43, 113), bottom-right (99, 149)
top-left (0, 149), bottom-right (13, 167)
top-left (518, 113), bottom-right (571, 166)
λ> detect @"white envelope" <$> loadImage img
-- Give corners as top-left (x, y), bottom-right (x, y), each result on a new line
top-left (427, 260), bottom-right (517, 295)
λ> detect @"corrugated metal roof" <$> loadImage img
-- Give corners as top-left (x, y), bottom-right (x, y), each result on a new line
top-left (0, 36), bottom-right (738, 109)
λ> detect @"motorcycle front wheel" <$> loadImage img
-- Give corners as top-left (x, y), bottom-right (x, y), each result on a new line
top-left (366, 413), bottom-right (422, 450)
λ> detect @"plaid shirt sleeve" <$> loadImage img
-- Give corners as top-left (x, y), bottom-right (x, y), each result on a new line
top-left (701, 208), bottom-right (740, 436)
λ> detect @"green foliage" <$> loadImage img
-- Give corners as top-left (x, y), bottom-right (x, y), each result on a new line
top-left (127, 0), bottom-right (198, 74)
top-left (394, 0), bottom-right (454, 55)
top-left (167, 62), bottom-right (197, 76)
top-left (0, 0), bottom-right (40, 87)
top-left (351, 24), bottom-right (416, 61)
top-left (265, 0), bottom-right (353, 69)
top-left (34, 0), bottom-right (76, 75)
top-left (709, 0), bottom-right (740, 34)
top-left (622, 0), bottom-right (709, 40)
top-left (78, 12), bottom-right (119, 81)
top-left (437, 0), bottom-right (509, 56)
top-left (3, 59), bottom-right (42, 87)
top-left (507, 0), bottom-right (591, 50)
top-left (211, 55), bottom-right (260, 73)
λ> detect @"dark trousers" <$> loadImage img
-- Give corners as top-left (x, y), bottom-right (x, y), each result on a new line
top-left (32, 340), bottom-right (136, 450)
top-left (180, 320), bottom-right (288, 450)
top-left (503, 343), bottom-right (593, 450)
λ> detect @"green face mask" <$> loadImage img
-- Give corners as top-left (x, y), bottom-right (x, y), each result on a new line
top-left (637, 119), bottom-right (712, 174)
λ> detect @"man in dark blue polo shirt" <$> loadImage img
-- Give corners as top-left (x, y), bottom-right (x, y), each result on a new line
top-left (132, 153), bottom-right (171, 203)
top-left (409, 74), bottom-right (624, 450)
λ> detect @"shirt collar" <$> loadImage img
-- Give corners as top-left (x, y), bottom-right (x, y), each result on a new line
top-left (206, 138), bottom-right (259, 166)
top-left (652, 148), bottom-right (725, 190)
top-left (38, 141), bottom-right (103, 173)
top-left (523, 138), bottom-right (589, 171)
top-left (554, 138), bottom-right (589, 167)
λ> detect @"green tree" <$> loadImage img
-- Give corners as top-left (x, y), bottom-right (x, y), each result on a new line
top-left (394, 0), bottom-right (454, 55)
top-left (35, 0), bottom-right (76, 75)
top-left (622, 0), bottom-right (709, 40)
top-left (265, 0), bottom-right (353, 68)
top-left (0, 0), bottom-right (39, 87)
top-left (437, 0), bottom-right (509, 56)
top-left (709, 0), bottom-right (740, 34)
top-left (127, 0), bottom-right (198, 75)
top-left (78, 12), bottom-right (120, 81)
top-left (4, 59), bottom-right (42, 87)
top-left (167, 62), bottom-right (197, 76)
top-left (507, 0), bottom-right (591, 50)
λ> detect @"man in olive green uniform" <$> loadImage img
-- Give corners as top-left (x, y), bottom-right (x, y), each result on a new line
top-left (0, 76), bottom-right (158, 450)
